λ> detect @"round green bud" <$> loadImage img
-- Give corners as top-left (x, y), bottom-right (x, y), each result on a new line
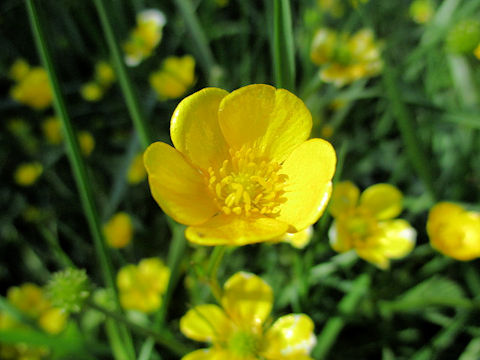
top-left (46, 268), bottom-right (91, 313)
top-left (446, 19), bottom-right (480, 54)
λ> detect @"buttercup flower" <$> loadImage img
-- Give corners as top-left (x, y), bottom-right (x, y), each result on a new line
top-left (42, 116), bottom-right (63, 145)
top-left (117, 258), bottom-right (170, 313)
top-left (103, 212), bottom-right (134, 248)
top-left (144, 84), bottom-right (336, 245)
top-left (180, 272), bottom-right (316, 360)
top-left (310, 28), bottom-right (383, 87)
top-left (427, 202), bottom-right (480, 261)
top-left (328, 181), bottom-right (416, 269)
top-left (80, 81), bottom-right (104, 102)
top-left (78, 131), bottom-right (95, 157)
top-left (150, 55), bottom-right (196, 100)
top-left (127, 153), bottom-right (147, 184)
top-left (123, 9), bottom-right (166, 66)
top-left (9, 60), bottom-right (52, 110)
top-left (14, 162), bottom-right (43, 186)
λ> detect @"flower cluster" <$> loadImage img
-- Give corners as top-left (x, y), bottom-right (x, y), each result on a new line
top-left (328, 182), bottom-right (416, 269)
top-left (144, 84), bottom-right (336, 246)
top-left (80, 61), bottom-right (116, 102)
top-left (310, 28), bottom-right (383, 86)
top-left (180, 272), bottom-right (316, 360)
top-left (149, 55), bottom-right (196, 100)
top-left (116, 258), bottom-right (170, 313)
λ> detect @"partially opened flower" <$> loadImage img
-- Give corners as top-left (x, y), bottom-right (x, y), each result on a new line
top-left (180, 272), bottom-right (316, 360)
top-left (427, 202), bottom-right (480, 261)
top-left (328, 181), bottom-right (416, 269)
top-left (144, 84), bottom-right (336, 245)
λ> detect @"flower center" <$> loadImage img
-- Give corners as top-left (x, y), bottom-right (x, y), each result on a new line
top-left (207, 146), bottom-right (288, 217)
top-left (341, 208), bottom-right (378, 247)
top-left (227, 329), bottom-right (259, 357)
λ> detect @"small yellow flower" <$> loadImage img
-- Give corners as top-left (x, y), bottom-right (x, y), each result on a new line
top-left (80, 81), bottom-right (104, 102)
top-left (42, 116), bottom-right (63, 145)
top-left (144, 85), bottom-right (336, 245)
top-left (311, 28), bottom-right (383, 87)
top-left (14, 162), bottom-right (43, 186)
top-left (9, 58), bottom-right (30, 81)
top-left (38, 308), bottom-right (68, 335)
top-left (103, 212), bottom-right (133, 248)
top-left (95, 61), bottom-right (115, 87)
top-left (124, 9), bottom-right (166, 66)
top-left (78, 131), bottom-right (95, 157)
top-left (328, 181), bottom-right (416, 269)
top-left (180, 272), bottom-right (316, 360)
top-left (409, 0), bottom-right (435, 24)
top-left (10, 64), bottom-right (52, 110)
top-left (117, 258), bottom-right (170, 313)
top-left (149, 55), bottom-right (196, 100)
top-left (427, 202), bottom-right (480, 261)
top-left (127, 153), bottom-right (147, 184)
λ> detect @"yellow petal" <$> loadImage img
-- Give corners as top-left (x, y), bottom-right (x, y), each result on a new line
top-left (182, 349), bottom-right (229, 360)
top-left (171, 88), bottom-right (230, 170)
top-left (377, 219), bottom-right (416, 258)
top-left (426, 202), bottom-right (463, 238)
top-left (185, 214), bottom-right (289, 246)
top-left (328, 221), bottom-right (354, 253)
top-left (277, 139), bottom-right (336, 232)
top-left (221, 272), bottom-right (273, 328)
top-left (180, 304), bottom-right (232, 343)
top-left (329, 181), bottom-right (360, 218)
top-left (218, 85), bottom-right (312, 162)
top-left (359, 184), bottom-right (403, 220)
top-left (280, 226), bottom-right (314, 249)
top-left (261, 314), bottom-right (316, 359)
top-left (144, 142), bottom-right (218, 225)
top-left (355, 246), bottom-right (390, 270)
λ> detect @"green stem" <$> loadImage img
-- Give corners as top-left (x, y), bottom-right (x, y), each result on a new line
top-left (38, 224), bottom-right (75, 269)
top-left (382, 64), bottom-right (437, 201)
top-left (313, 273), bottom-right (370, 359)
top-left (25, 1), bottom-right (135, 358)
top-left (93, 0), bottom-right (153, 149)
top-left (207, 246), bottom-right (227, 302)
top-left (273, 0), bottom-right (295, 91)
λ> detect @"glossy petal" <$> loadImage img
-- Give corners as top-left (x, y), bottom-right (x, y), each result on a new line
top-left (277, 139), bottom-right (336, 232)
top-left (261, 314), bottom-right (316, 359)
top-left (171, 88), bottom-right (230, 170)
top-left (144, 142), bottom-right (218, 225)
top-left (359, 184), bottom-right (403, 220)
top-left (180, 304), bottom-right (232, 343)
top-left (221, 272), bottom-right (273, 328)
top-left (329, 181), bottom-right (360, 218)
top-left (218, 85), bottom-right (312, 162)
top-left (185, 214), bottom-right (289, 246)
top-left (377, 220), bottom-right (416, 258)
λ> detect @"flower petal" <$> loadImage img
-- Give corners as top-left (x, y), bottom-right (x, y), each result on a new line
top-left (329, 181), bottom-right (360, 218)
top-left (218, 85), bottom-right (312, 162)
top-left (261, 314), bottom-right (316, 360)
top-left (378, 219), bottom-right (416, 258)
top-left (182, 348), bottom-right (229, 360)
top-left (171, 87), bottom-right (230, 170)
top-left (185, 214), bottom-right (289, 246)
top-left (359, 184), bottom-right (403, 220)
top-left (277, 139), bottom-right (336, 232)
top-left (280, 226), bottom-right (314, 249)
top-left (221, 272), bottom-right (273, 328)
top-left (180, 304), bottom-right (232, 343)
top-left (144, 142), bottom-right (218, 225)
top-left (426, 202), bottom-right (463, 238)
top-left (328, 221), bottom-right (354, 253)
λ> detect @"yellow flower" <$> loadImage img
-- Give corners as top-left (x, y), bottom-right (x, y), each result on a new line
top-left (38, 308), bottom-right (68, 335)
top-left (124, 9), bottom-right (166, 66)
top-left (180, 272), bottom-right (316, 360)
top-left (9, 58), bottom-right (30, 81)
top-left (117, 258), bottom-right (170, 313)
top-left (78, 131), bottom-right (95, 157)
top-left (95, 61), bottom-right (115, 87)
top-left (144, 85), bottom-right (336, 246)
top-left (328, 182), bottom-right (416, 269)
top-left (42, 116), bottom-right (63, 145)
top-left (311, 29), bottom-right (383, 87)
top-left (149, 55), bottom-right (196, 100)
top-left (80, 81), bottom-right (104, 102)
top-left (103, 212), bottom-right (133, 248)
top-left (10, 65), bottom-right (52, 110)
top-left (14, 162), bottom-right (43, 186)
top-left (427, 202), bottom-right (480, 261)
top-left (409, 0), bottom-right (435, 24)
top-left (127, 153), bottom-right (147, 184)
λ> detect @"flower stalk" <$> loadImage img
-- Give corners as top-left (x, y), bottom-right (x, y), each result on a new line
top-left (273, 0), bottom-right (296, 91)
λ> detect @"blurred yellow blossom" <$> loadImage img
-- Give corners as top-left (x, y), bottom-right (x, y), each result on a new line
top-left (144, 85), bottom-right (336, 245)
top-left (117, 258), bottom-right (170, 313)
top-left (103, 212), bottom-right (133, 248)
top-left (149, 55), bottom-right (196, 100)
top-left (328, 182), bottom-right (416, 269)
top-left (180, 272), bottom-right (316, 360)
top-left (14, 162), bottom-right (43, 186)
top-left (317, 0), bottom-right (344, 18)
top-left (127, 153), bottom-right (147, 184)
top-left (9, 60), bottom-right (52, 110)
top-left (427, 202), bottom-right (480, 261)
top-left (78, 131), bottom-right (95, 157)
top-left (409, 0), bottom-right (435, 24)
top-left (311, 28), bottom-right (383, 87)
top-left (124, 9), bottom-right (166, 66)
top-left (42, 116), bottom-right (63, 145)
top-left (95, 61), bottom-right (115, 87)
top-left (80, 81), bottom-right (104, 102)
